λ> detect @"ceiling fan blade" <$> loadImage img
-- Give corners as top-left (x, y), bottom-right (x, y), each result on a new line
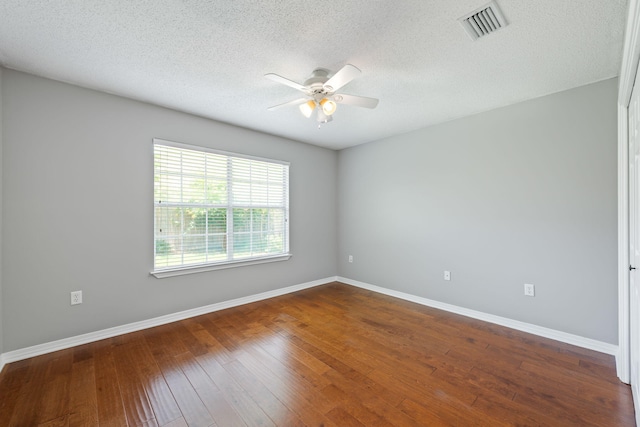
top-left (334, 93), bottom-right (379, 109)
top-left (264, 73), bottom-right (307, 92)
top-left (267, 97), bottom-right (309, 111)
top-left (324, 64), bottom-right (361, 92)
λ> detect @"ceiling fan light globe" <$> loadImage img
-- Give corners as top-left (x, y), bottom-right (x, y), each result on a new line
top-left (320, 98), bottom-right (337, 116)
top-left (316, 108), bottom-right (328, 123)
top-left (299, 100), bottom-right (316, 118)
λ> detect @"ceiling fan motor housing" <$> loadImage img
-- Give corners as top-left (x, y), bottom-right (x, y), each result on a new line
top-left (305, 69), bottom-right (333, 99)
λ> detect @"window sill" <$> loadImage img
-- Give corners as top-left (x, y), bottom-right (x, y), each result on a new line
top-left (150, 253), bottom-right (292, 278)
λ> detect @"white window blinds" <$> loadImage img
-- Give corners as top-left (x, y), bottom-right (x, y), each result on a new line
top-left (153, 139), bottom-right (289, 272)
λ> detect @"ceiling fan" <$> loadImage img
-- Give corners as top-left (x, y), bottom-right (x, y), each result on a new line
top-left (265, 64), bottom-right (379, 126)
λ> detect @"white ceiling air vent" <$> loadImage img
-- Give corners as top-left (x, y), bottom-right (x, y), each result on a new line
top-left (459, 1), bottom-right (508, 41)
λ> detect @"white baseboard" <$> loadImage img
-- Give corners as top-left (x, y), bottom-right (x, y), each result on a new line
top-left (0, 276), bottom-right (336, 368)
top-left (0, 275), bottom-right (619, 374)
top-left (338, 276), bottom-right (619, 356)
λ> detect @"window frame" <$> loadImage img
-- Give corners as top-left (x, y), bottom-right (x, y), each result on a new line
top-left (151, 138), bottom-right (291, 278)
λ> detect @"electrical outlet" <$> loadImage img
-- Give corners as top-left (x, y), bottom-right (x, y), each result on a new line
top-left (444, 271), bottom-right (451, 281)
top-left (348, 255), bottom-right (353, 263)
top-left (524, 283), bottom-right (535, 297)
top-left (71, 290), bottom-right (82, 305)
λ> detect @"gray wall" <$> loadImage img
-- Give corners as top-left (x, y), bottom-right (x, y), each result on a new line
top-left (338, 78), bottom-right (619, 344)
top-left (0, 69), bottom-right (620, 352)
top-left (2, 69), bottom-right (338, 352)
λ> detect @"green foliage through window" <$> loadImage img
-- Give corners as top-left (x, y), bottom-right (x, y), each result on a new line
top-left (153, 140), bottom-right (289, 270)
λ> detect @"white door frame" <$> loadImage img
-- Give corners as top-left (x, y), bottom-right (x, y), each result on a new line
top-left (618, 0), bottom-right (640, 384)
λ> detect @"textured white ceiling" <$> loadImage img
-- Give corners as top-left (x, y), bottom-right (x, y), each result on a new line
top-left (0, 0), bottom-right (629, 150)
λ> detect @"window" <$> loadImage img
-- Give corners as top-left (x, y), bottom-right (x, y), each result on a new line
top-left (152, 139), bottom-right (290, 277)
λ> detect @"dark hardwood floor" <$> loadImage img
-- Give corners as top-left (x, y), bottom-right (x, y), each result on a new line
top-left (0, 282), bottom-right (634, 426)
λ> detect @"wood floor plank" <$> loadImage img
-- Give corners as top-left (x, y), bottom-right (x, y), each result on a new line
top-left (174, 352), bottom-right (246, 427)
top-left (285, 333), bottom-right (404, 407)
top-left (8, 353), bottom-right (60, 426)
top-left (279, 291), bottom-right (458, 375)
top-left (320, 286), bottom-right (483, 348)
top-left (37, 414), bottom-right (70, 426)
top-left (0, 361), bottom-right (31, 425)
top-left (161, 418), bottom-right (189, 427)
top-left (38, 350), bottom-right (74, 424)
top-left (223, 359), bottom-right (306, 427)
top-left (112, 337), bottom-right (158, 426)
top-left (68, 351), bottom-right (98, 427)
top-left (195, 353), bottom-right (274, 427)
top-left (242, 342), bottom-right (336, 415)
top-left (252, 334), bottom-right (332, 390)
top-left (321, 367), bottom-right (423, 427)
top-left (430, 362), bottom-right (516, 401)
top-left (396, 398), bottom-right (459, 427)
top-left (0, 282), bottom-right (633, 426)
top-left (182, 318), bottom-right (237, 365)
top-left (266, 309), bottom-right (378, 377)
top-left (125, 332), bottom-right (182, 425)
top-left (144, 328), bottom-right (216, 427)
top-left (398, 395), bottom-right (493, 427)
top-left (94, 340), bottom-right (130, 427)
top-left (234, 351), bottom-right (338, 427)
top-left (284, 302), bottom-right (441, 375)
top-left (471, 392), bottom-right (583, 427)
top-left (519, 357), bottom-right (633, 409)
top-left (471, 359), bottom-right (623, 426)
top-left (325, 406), bottom-right (367, 427)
